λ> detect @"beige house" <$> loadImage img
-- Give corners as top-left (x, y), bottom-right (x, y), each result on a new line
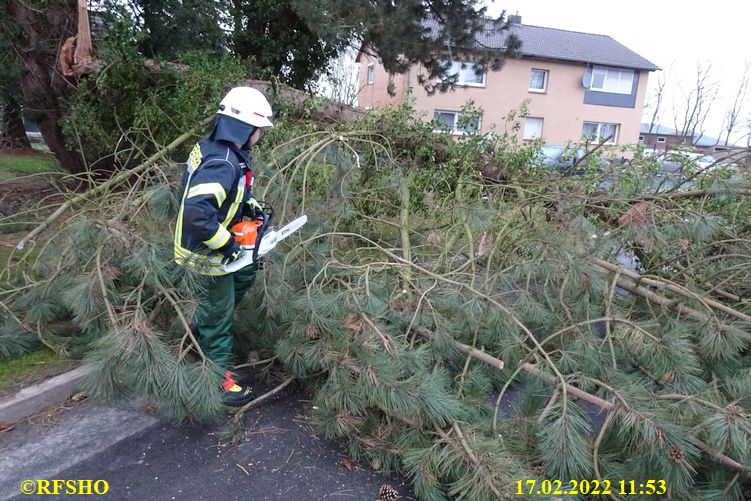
top-left (356, 15), bottom-right (659, 148)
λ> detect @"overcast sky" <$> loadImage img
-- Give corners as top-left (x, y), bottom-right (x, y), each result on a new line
top-left (483, 0), bottom-right (751, 145)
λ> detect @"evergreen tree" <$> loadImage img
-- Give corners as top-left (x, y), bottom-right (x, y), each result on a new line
top-left (4, 0), bottom-right (515, 172)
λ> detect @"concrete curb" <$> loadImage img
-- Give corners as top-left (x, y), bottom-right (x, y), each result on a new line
top-left (0, 365), bottom-right (90, 424)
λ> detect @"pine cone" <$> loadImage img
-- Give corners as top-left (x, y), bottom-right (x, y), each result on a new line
top-left (668, 445), bottom-right (683, 463)
top-left (70, 392), bottom-right (88, 402)
top-left (379, 484), bottom-right (399, 501)
top-left (350, 371), bottom-right (360, 382)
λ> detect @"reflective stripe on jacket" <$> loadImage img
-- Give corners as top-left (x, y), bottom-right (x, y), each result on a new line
top-left (174, 137), bottom-right (252, 275)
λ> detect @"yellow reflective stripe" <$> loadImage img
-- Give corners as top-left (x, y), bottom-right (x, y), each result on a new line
top-left (221, 180), bottom-right (245, 227)
top-left (174, 170), bottom-right (194, 258)
top-left (203, 226), bottom-right (231, 250)
top-left (187, 183), bottom-right (227, 206)
top-left (174, 246), bottom-right (227, 276)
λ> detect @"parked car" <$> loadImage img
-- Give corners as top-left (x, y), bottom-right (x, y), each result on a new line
top-left (667, 150), bottom-right (715, 170)
top-left (537, 145), bottom-right (610, 175)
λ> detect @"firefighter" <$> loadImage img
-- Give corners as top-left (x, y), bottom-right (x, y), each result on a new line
top-left (173, 86), bottom-right (273, 406)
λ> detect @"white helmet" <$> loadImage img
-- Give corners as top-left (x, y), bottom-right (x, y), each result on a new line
top-left (217, 87), bottom-right (273, 128)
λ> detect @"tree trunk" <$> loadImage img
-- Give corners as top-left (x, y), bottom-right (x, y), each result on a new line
top-left (1, 94), bottom-right (31, 150)
top-left (6, 0), bottom-right (85, 173)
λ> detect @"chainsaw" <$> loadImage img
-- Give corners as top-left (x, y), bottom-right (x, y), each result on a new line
top-left (221, 205), bottom-right (307, 273)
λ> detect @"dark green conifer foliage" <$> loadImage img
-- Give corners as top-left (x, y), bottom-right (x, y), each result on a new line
top-left (1, 93), bottom-right (750, 498)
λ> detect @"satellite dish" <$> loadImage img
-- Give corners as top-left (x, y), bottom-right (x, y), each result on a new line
top-left (581, 73), bottom-right (591, 88)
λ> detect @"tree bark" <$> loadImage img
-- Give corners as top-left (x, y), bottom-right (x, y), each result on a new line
top-left (6, 0), bottom-right (84, 173)
top-left (1, 94), bottom-right (31, 150)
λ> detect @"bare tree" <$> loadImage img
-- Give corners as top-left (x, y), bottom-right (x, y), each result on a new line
top-left (318, 48), bottom-right (362, 107)
top-left (718, 61), bottom-right (750, 146)
top-left (672, 63), bottom-right (719, 146)
top-left (645, 71), bottom-right (667, 135)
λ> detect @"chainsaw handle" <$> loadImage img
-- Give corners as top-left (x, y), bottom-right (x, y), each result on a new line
top-left (252, 206), bottom-right (273, 263)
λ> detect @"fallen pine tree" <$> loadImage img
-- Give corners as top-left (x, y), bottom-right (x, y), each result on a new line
top-left (1, 89), bottom-right (750, 500)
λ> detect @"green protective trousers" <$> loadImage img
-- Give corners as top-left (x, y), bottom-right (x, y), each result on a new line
top-left (195, 263), bottom-right (258, 369)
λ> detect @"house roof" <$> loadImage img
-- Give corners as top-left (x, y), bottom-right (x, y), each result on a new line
top-left (640, 124), bottom-right (684, 135)
top-left (640, 123), bottom-right (735, 147)
top-left (425, 18), bottom-right (660, 72)
top-left (694, 134), bottom-right (732, 147)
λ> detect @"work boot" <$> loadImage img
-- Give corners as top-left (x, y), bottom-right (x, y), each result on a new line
top-left (221, 372), bottom-right (255, 407)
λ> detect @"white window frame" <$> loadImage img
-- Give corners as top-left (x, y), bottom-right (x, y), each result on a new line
top-left (523, 117), bottom-right (544, 140)
top-left (432, 110), bottom-right (482, 135)
top-left (657, 136), bottom-right (666, 143)
top-left (528, 69), bottom-right (548, 93)
top-left (582, 121), bottom-right (619, 145)
top-left (367, 63), bottom-right (375, 85)
top-left (638, 135), bottom-right (644, 142)
top-left (437, 60), bottom-right (486, 87)
top-left (590, 66), bottom-right (634, 95)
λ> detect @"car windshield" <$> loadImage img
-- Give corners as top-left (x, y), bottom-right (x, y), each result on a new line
top-left (697, 155), bottom-right (714, 163)
top-left (542, 146), bottom-right (563, 158)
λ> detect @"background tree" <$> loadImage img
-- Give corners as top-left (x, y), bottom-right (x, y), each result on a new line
top-left (355, 2), bottom-right (520, 92)
top-left (0, 52), bottom-right (31, 150)
top-left (5, 0), bottom-right (516, 174)
top-left (672, 63), bottom-right (718, 146)
top-left (644, 70), bottom-right (666, 136)
top-left (318, 48), bottom-right (361, 106)
top-left (718, 61), bottom-right (750, 146)
top-left (4, 0), bottom-right (82, 171)
top-left (91, 0), bottom-right (228, 58)
top-left (229, 0), bottom-right (352, 89)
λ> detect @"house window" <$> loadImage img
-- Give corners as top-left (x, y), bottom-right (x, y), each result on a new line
top-left (438, 60), bottom-right (485, 86)
top-left (582, 122), bottom-right (619, 144)
top-left (523, 117), bottom-right (543, 140)
top-left (657, 136), bottom-right (666, 143)
top-left (433, 110), bottom-right (482, 135)
top-left (367, 64), bottom-right (375, 85)
top-left (590, 66), bottom-right (634, 95)
top-left (638, 135), bottom-right (644, 142)
top-left (529, 69), bottom-right (548, 92)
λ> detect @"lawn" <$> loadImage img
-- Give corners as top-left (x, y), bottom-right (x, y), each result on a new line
top-left (0, 151), bottom-right (58, 268)
top-left (0, 151), bottom-right (60, 181)
top-left (0, 348), bottom-right (72, 393)
top-left (0, 149), bottom-right (72, 395)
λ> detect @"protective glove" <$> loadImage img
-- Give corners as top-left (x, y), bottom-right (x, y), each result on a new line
top-left (243, 197), bottom-right (264, 219)
top-left (219, 240), bottom-right (243, 266)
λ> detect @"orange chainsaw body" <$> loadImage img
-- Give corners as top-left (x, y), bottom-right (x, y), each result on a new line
top-left (231, 220), bottom-right (263, 249)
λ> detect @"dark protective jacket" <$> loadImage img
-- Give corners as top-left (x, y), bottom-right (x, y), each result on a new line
top-left (173, 115), bottom-right (257, 275)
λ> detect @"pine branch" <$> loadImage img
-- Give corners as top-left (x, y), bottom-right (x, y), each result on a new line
top-left (232, 376), bottom-right (295, 425)
top-left (670, 261), bottom-right (743, 303)
top-left (399, 175), bottom-right (413, 297)
top-left (433, 423), bottom-right (504, 500)
top-left (414, 328), bottom-right (751, 477)
top-left (361, 313), bottom-right (396, 355)
top-left (640, 188), bottom-right (751, 201)
top-left (16, 118), bottom-right (212, 250)
top-left (234, 357), bottom-right (277, 370)
top-left (594, 258), bottom-right (751, 325)
top-left (592, 411), bottom-right (617, 499)
top-left (154, 284), bottom-right (206, 362)
top-left (95, 247), bottom-right (117, 325)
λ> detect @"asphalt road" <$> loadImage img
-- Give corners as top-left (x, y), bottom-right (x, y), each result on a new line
top-left (0, 382), bottom-right (412, 501)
